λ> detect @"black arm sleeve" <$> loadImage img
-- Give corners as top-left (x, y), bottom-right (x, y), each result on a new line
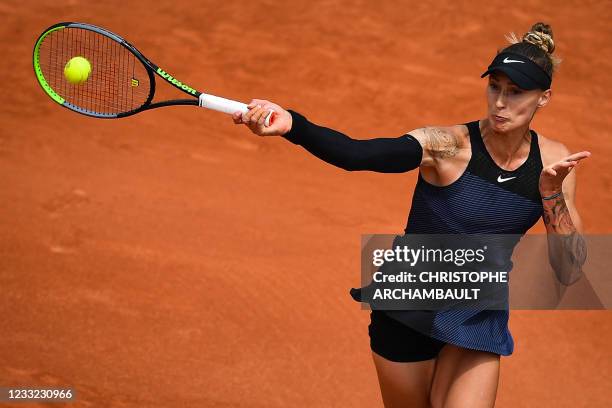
top-left (281, 110), bottom-right (423, 173)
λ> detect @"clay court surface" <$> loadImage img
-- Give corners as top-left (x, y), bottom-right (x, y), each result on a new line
top-left (1, 0), bottom-right (611, 406)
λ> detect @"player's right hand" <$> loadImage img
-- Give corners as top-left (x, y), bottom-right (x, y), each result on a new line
top-left (232, 99), bottom-right (293, 137)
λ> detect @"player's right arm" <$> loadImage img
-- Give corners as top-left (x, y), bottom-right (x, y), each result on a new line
top-left (233, 100), bottom-right (459, 173)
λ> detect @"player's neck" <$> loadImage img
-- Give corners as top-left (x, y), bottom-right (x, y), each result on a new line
top-left (480, 119), bottom-right (531, 164)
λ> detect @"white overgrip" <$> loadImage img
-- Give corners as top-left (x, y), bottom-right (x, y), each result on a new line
top-left (198, 93), bottom-right (273, 126)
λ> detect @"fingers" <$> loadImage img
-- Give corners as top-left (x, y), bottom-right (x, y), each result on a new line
top-left (232, 111), bottom-right (243, 124)
top-left (233, 99), bottom-right (280, 135)
top-left (248, 99), bottom-right (270, 109)
top-left (542, 151), bottom-right (591, 175)
top-left (556, 160), bottom-right (578, 169)
top-left (253, 106), bottom-right (269, 126)
top-left (258, 110), bottom-right (274, 127)
top-left (550, 149), bottom-right (591, 172)
top-left (244, 105), bottom-right (265, 126)
top-left (563, 151), bottom-right (591, 162)
top-left (247, 104), bottom-right (274, 120)
top-left (547, 161), bottom-right (576, 178)
top-left (241, 105), bottom-right (259, 126)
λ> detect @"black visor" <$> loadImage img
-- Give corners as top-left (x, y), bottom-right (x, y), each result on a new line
top-left (481, 52), bottom-right (551, 90)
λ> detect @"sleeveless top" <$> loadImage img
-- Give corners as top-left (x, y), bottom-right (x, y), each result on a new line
top-left (384, 120), bottom-right (544, 355)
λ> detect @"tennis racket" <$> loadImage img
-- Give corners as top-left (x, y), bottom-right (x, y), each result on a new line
top-left (33, 22), bottom-right (273, 124)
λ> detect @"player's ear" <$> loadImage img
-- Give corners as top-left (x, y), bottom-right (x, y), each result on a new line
top-left (537, 89), bottom-right (552, 108)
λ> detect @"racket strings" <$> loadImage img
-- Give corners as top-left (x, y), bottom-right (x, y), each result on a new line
top-left (37, 27), bottom-right (151, 115)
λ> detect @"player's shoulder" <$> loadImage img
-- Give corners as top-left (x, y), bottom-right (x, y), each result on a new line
top-left (407, 124), bottom-right (470, 148)
top-left (536, 131), bottom-right (570, 166)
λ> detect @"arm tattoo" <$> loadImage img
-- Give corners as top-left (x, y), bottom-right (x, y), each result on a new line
top-left (560, 232), bottom-right (588, 269)
top-left (542, 195), bottom-right (574, 230)
top-left (542, 194), bottom-right (587, 285)
top-left (424, 127), bottom-right (459, 159)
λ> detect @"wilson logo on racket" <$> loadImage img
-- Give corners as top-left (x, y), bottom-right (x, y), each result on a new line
top-left (156, 68), bottom-right (197, 95)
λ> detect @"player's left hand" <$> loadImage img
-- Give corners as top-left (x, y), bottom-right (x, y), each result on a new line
top-left (539, 151), bottom-right (591, 196)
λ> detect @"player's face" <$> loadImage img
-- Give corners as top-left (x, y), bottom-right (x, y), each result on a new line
top-left (486, 72), bottom-right (551, 132)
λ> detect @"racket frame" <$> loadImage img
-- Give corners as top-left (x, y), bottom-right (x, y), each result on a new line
top-left (33, 22), bottom-right (206, 119)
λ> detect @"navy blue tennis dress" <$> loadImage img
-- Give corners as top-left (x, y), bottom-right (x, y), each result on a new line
top-left (282, 112), bottom-right (544, 358)
top-left (380, 121), bottom-right (544, 357)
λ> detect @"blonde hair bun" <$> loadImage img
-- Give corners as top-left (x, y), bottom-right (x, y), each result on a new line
top-left (522, 22), bottom-right (555, 54)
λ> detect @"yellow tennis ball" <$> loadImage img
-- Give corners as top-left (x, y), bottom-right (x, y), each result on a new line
top-left (64, 56), bottom-right (91, 84)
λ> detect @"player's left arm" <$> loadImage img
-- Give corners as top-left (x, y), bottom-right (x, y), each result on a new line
top-left (540, 142), bottom-right (590, 285)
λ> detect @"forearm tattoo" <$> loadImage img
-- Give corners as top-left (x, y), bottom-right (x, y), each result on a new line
top-left (542, 194), bottom-right (587, 284)
top-left (424, 127), bottom-right (459, 159)
top-left (542, 195), bottom-right (573, 230)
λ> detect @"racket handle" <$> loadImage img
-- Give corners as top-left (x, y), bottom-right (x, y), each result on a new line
top-left (198, 93), bottom-right (273, 126)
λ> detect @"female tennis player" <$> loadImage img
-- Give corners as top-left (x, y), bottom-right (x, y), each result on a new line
top-left (232, 22), bottom-right (589, 407)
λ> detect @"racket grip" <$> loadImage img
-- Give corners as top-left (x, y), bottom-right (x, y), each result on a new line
top-left (198, 93), bottom-right (273, 126)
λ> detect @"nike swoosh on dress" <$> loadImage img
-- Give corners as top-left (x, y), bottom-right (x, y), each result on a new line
top-left (497, 175), bottom-right (517, 182)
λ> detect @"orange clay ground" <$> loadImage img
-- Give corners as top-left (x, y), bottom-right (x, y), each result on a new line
top-left (1, 1), bottom-right (610, 406)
